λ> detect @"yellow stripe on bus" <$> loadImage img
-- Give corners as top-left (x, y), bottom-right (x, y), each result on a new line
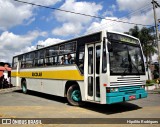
top-left (11, 72), bottom-right (19, 77)
top-left (11, 70), bottom-right (84, 80)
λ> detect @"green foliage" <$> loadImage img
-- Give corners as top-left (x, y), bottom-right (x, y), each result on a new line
top-left (145, 79), bottom-right (156, 86)
top-left (145, 78), bottom-right (160, 86)
top-left (129, 26), bottom-right (140, 38)
top-left (126, 26), bottom-right (157, 64)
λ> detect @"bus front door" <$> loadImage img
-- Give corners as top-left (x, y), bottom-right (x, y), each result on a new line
top-left (86, 43), bottom-right (101, 102)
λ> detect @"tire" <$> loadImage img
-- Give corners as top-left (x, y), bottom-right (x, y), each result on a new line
top-left (67, 85), bottom-right (85, 106)
top-left (21, 80), bottom-right (27, 94)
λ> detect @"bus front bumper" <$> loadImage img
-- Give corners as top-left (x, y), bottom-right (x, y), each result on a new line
top-left (106, 89), bottom-right (148, 104)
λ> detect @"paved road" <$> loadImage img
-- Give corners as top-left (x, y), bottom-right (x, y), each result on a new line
top-left (0, 88), bottom-right (159, 126)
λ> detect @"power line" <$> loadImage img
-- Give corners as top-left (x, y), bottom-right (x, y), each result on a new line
top-left (87, 4), bottom-right (153, 33)
top-left (123, 3), bottom-right (152, 18)
top-left (12, 0), bottom-right (152, 27)
top-left (106, 5), bottom-right (153, 28)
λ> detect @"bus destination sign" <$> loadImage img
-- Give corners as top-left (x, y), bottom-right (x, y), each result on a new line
top-left (107, 32), bottom-right (139, 44)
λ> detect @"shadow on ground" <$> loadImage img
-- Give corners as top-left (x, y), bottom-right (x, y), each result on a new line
top-left (14, 90), bottom-right (141, 115)
top-left (14, 89), bottom-right (68, 104)
top-left (84, 101), bottom-right (141, 115)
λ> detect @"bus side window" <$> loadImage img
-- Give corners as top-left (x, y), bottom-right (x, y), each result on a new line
top-left (12, 57), bottom-right (18, 69)
top-left (58, 55), bottom-right (64, 65)
top-left (71, 53), bottom-right (76, 64)
top-left (38, 50), bottom-right (45, 67)
top-left (78, 46), bottom-right (85, 74)
top-left (21, 55), bottom-right (26, 68)
top-left (54, 56), bottom-right (58, 65)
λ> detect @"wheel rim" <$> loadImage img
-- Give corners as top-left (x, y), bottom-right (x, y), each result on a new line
top-left (71, 90), bottom-right (81, 102)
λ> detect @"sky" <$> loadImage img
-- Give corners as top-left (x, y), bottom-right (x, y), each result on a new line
top-left (0, 0), bottom-right (160, 63)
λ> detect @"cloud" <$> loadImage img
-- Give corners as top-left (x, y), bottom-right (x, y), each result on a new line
top-left (87, 6), bottom-right (160, 34)
top-left (0, 0), bottom-right (33, 30)
top-left (0, 30), bottom-right (47, 62)
top-left (52, 0), bottom-right (102, 36)
top-left (117, 0), bottom-right (151, 11)
top-left (0, 0), bottom-right (61, 30)
top-left (87, 16), bottom-right (134, 34)
top-left (52, 23), bottom-right (82, 36)
top-left (37, 38), bottom-right (64, 47)
top-left (27, 0), bottom-right (61, 6)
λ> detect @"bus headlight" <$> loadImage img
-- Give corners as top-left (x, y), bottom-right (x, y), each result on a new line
top-left (106, 88), bottom-right (119, 93)
top-left (141, 85), bottom-right (145, 89)
top-left (109, 88), bottom-right (119, 92)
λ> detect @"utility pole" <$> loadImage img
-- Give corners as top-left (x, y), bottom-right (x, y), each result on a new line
top-left (152, 0), bottom-right (160, 78)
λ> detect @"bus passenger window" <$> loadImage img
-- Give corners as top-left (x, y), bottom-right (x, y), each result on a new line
top-left (65, 54), bottom-right (75, 64)
top-left (12, 57), bottom-right (18, 69)
top-left (78, 46), bottom-right (85, 74)
top-left (54, 56), bottom-right (58, 65)
top-left (38, 50), bottom-right (45, 66)
top-left (71, 53), bottom-right (76, 64)
top-left (58, 56), bottom-right (64, 65)
top-left (60, 57), bottom-right (65, 65)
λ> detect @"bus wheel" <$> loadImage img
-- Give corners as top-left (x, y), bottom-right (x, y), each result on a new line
top-left (21, 80), bottom-right (27, 94)
top-left (67, 85), bottom-right (85, 106)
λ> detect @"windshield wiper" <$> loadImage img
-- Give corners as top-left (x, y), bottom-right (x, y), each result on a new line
top-left (130, 60), bottom-right (140, 75)
top-left (127, 52), bottom-right (140, 75)
top-left (121, 48), bottom-right (132, 76)
top-left (121, 68), bottom-right (128, 76)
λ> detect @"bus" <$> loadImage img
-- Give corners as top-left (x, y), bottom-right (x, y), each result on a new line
top-left (11, 30), bottom-right (147, 106)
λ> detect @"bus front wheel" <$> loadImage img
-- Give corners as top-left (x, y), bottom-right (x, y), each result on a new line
top-left (67, 85), bottom-right (85, 106)
top-left (21, 80), bottom-right (27, 94)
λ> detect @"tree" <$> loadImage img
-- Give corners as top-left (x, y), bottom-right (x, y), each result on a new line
top-left (139, 27), bottom-right (157, 63)
top-left (126, 26), bottom-right (157, 64)
top-left (129, 25), bottom-right (140, 38)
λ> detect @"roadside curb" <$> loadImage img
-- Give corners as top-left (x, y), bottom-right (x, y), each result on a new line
top-left (145, 84), bottom-right (160, 91)
top-left (148, 91), bottom-right (160, 94)
top-left (0, 87), bottom-right (21, 94)
top-left (147, 88), bottom-right (160, 94)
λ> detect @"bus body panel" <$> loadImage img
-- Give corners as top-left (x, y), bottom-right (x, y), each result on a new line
top-left (106, 85), bottom-right (147, 104)
top-left (11, 65), bottom-right (86, 100)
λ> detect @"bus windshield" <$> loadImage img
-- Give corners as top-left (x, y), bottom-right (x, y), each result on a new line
top-left (108, 38), bottom-right (145, 75)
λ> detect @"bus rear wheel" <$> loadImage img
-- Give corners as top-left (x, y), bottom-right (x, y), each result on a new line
top-left (67, 85), bottom-right (85, 106)
top-left (21, 80), bottom-right (27, 94)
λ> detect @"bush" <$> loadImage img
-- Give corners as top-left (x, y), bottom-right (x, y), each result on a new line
top-left (146, 80), bottom-right (151, 84)
top-left (146, 80), bottom-right (156, 86)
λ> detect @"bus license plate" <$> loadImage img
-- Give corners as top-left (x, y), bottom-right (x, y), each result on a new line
top-left (129, 95), bottom-right (136, 100)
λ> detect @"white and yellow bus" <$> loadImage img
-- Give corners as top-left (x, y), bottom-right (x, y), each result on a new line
top-left (11, 30), bottom-right (147, 106)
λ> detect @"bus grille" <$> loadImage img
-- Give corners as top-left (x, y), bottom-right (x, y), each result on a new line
top-left (110, 76), bottom-right (145, 87)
